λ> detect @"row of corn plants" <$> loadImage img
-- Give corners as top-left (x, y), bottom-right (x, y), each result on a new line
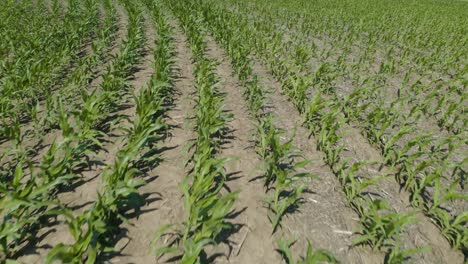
top-left (220, 0), bottom-right (466, 256)
top-left (41, 0), bottom-right (119, 134)
top-left (20, 0), bottom-right (117, 145)
top-left (244, 0), bottom-right (466, 181)
top-left (190, 0), bottom-right (305, 238)
top-left (230, 0), bottom-right (466, 159)
top-left (152, 1), bottom-right (239, 262)
top-left (195, 1), bottom-right (435, 262)
top-left (0, 0), bottom-right (108, 186)
top-left (200, 4), bottom-right (312, 235)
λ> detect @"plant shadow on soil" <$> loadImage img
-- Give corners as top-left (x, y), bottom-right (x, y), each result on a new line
top-left (11, 217), bottom-right (60, 259)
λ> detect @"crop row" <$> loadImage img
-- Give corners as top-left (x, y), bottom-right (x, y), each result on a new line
top-left (152, 1), bottom-right (239, 262)
top-left (271, 7), bottom-right (466, 254)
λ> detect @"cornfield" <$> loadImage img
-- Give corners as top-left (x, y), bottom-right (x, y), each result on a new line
top-left (0, 0), bottom-right (466, 263)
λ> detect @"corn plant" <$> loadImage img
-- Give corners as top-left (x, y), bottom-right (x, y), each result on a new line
top-left (256, 116), bottom-right (313, 232)
top-left (385, 245), bottom-right (429, 264)
top-left (277, 239), bottom-right (339, 264)
top-left (353, 199), bottom-right (418, 251)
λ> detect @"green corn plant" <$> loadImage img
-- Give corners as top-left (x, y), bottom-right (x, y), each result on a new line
top-left (381, 126), bottom-right (414, 165)
top-left (256, 115), bottom-right (293, 187)
top-left (289, 74), bottom-right (311, 114)
top-left (358, 102), bottom-right (394, 146)
top-left (426, 180), bottom-right (468, 249)
top-left (385, 244), bottom-right (429, 264)
top-left (267, 174), bottom-right (310, 233)
top-left (277, 239), bottom-right (339, 264)
top-left (0, 161), bottom-right (70, 260)
top-left (342, 84), bottom-right (378, 122)
top-left (336, 160), bottom-right (384, 204)
top-left (255, 116), bottom-right (313, 232)
top-left (159, 155), bottom-right (239, 263)
top-left (428, 209), bottom-right (467, 251)
top-left (0, 118), bottom-right (21, 147)
top-left (390, 134), bottom-right (431, 168)
top-left (315, 107), bottom-right (343, 167)
top-left (304, 93), bottom-right (326, 136)
top-left (353, 199), bottom-right (418, 251)
top-left (244, 77), bottom-right (266, 117)
top-left (293, 44), bottom-right (312, 71)
top-left (312, 63), bottom-right (338, 95)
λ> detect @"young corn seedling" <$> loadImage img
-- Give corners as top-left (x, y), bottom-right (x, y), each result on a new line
top-left (256, 116), bottom-right (313, 232)
top-left (353, 199), bottom-right (418, 252)
top-left (0, 161), bottom-right (70, 260)
top-left (336, 160), bottom-right (384, 205)
top-left (385, 245), bottom-right (429, 264)
top-left (277, 239), bottom-right (339, 264)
